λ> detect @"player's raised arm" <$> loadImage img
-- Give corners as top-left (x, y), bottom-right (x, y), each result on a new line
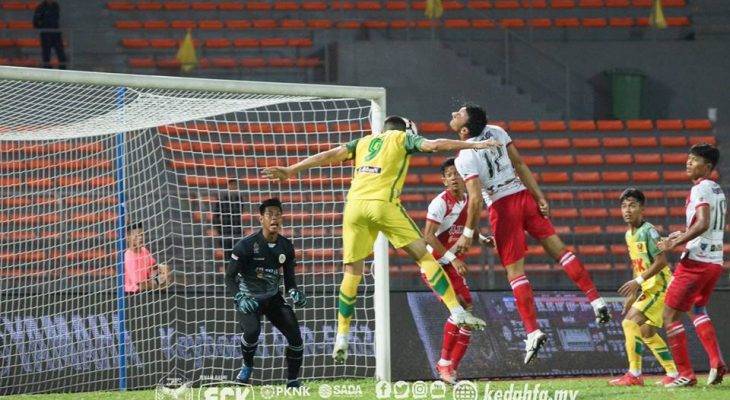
top-left (419, 137), bottom-right (500, 153)
top-left (507, 143), bottom-right (549, 217)
top-left (262, 145), bottom-right (352, 181)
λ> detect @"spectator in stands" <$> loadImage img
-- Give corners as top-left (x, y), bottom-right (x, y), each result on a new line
top-left (213, 179), bottom-right (244, 260)
top-left (33, 0), bottom-right (67, 69)
top-left (125, 223), bottom-right (170, 294)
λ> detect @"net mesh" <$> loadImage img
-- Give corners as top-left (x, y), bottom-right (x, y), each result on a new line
top-left (0, 76), bottom-right (377, 394)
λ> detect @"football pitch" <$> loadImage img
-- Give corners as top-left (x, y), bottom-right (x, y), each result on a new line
top-left (2, 376), bottom-right (728, 400)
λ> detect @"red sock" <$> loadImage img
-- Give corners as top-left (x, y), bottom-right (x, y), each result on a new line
top-left (510, 275), bottom-right (539, 334)
top-left (440, 318), bottom-right (459, 361)
top-left (450, 327), bottom-right (471, 371)
top-left (667, 321), bottom-right (695, 378)
top-left (559, 251), bottom-right (599, 302)
top-left (693, 314), bottom-right (725, 368)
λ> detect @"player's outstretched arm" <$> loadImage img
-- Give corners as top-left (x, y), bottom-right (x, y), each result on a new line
top-left (263, 145), bottom-right (351, 181)
top-left (419, 138), bottom-right (500, 153)
top-left (507, 144), bottom-right (549, 217)
top-left (455, 178), bottom-right (484, 255)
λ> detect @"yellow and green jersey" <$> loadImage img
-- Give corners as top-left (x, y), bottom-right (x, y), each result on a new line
top-left (625, 221), bottom-right (672, 294)
top-left (344, 129), bottom-right (425, 203)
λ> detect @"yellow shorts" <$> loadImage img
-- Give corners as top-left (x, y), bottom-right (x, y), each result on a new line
top-left (342, 199), bottom-right (422, 263)
top-left (632, 289), bottom-right (667, 327)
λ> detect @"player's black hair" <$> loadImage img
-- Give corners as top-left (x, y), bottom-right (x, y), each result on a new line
top-left (619, 187), bottom-right (645, 206)
top-left (689, 143), bottom-right (720, 170)
top-left (383, 115), bottom-right (407, 132)
top-left (259, 197), bottom-right (283, 215)
top-left (462, 103), bottom-right (489, 138)
top-left (440, 158), bottom-right (456, 175)
top-left (127, 223), bottom-right (143, 232)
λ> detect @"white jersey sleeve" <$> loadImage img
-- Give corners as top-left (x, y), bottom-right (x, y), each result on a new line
top-left (426, 195), bottom-right (447, 224)
top-left (685, 179), bottom-right (726, 265)
top-left (454, 147), bottom-right (481, 182)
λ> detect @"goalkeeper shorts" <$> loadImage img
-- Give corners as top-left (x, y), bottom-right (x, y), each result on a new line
top-left (342, 199), bottom-right (422, 263)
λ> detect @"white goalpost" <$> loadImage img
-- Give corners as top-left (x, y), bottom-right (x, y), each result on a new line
top-left (0, 66), bottom-right (390, 395)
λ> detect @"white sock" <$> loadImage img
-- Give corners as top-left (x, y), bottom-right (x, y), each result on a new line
top-left (629, 370), bottom-right (641, 377)
top-left (450, 305), bottom-right (465, 316)
top-left (667, 372), bottom-right (679, 378)
top-left (590, 298), bottom-right (607, 311)
top-left (438, 359), bottom-right (452, 366)
top-left (335, 333), bottom-right (349, 344)
top-left (527, 329), bottom-right (544, 340)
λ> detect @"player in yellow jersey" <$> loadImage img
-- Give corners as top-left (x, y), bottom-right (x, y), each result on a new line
top-left (263, 116), bottom-right (499, 363)
top-left (610, 188), bottom-right (678, 386)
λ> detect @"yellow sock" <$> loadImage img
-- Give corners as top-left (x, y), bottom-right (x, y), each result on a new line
top-left (643, 332), bottom-right (678, 375)
top-left (416, 252), bottom-right (461, 312)
top-left (622, 319), bottom-right (643, 374)
top-left (337, 271), bottom-right (362, 335)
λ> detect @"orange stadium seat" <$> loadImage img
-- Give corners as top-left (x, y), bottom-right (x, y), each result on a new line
top-left (421, 174), bottom-right (443, 185)
top-left (572, 138), bottom-right (600, 149)
top-left (15, 38), bottom-right (40, 47)
top-left (494, 0), bottom-right (520, 9)
top-left (281, 19), bottom-right (307, 29)
top-left (659, 136), bottom-right (688, 147)
top-left (555, 18), bottom-right (580, 27)
top-left (689, 135), bottom-right (716, 145)
top-left (191, 2), bottom-right (217, 10)
top-left (268, 57), bottom-right (297, 67)
top-left (261, 38), bottom-right (287, 47)
top-left (308, 19), bottom-right (334, 29)
top-left (356, 1), bottom-right (382, 10)
top-left (164, 2), bottom-right (190, 10)
top-left (629, 136), bottom-right (657, 147)
top-left (632, 171), bottom-right (660, 182)
top-left (547, 191), bottom-right (574, 201)
top-left (386, 1), bottom-right (409, 10)
top-left (364, 20), bottom-right (389, 29)
top-left (524, 0), bottom-right (548, 7)
top-left (683, 119), bottom-right (712, 130)
top-left (444, 19), bottom-right (471, 29)
top-left (443, 1), bottom-right (466, 10)
top-left (411, 1), bottom-right (427, 10)
top-left (547, 155), bottom-right (574, 166)
top-left (643, 206), bottom-right (668, 217)
top-left (576, 154), bottom-right (603, 165)
top-left (529, 19), bottom-right (552, 28)
top-left (667, 17), bottom-right (690, 26)
top-left (569, 120), bottom-right (596, 131)
top-left (538, 120), bottom-right (566, 131)
top-left (581, 208), bottom-right (608, 218)
top-left (574, 225), bottom-right (602, 234)
top-left (331, 1), bottom-right (355, 10)
top-left (663, 171), bottom-right (687, 182)
top-left (578, 0), bottom-right (603, 7)
top-left (129, 57), bottom-right (155, 68)
top-left (275, 1), bottom-right (301, 10)
top-left (500, 19), bottom-right (526, 28)
top-left (582, 18), bottom-right (607, 28)
top-left (596, 120), bottom-right (623, 131)
top-left (7, 20), bottom-right (34, 29)
top-left (226, 20), bottom-right (253, 29)
top-left (543, 138), bottom-right (570, 149)
top-left (522, 155), bottom-right (546, 166)
top-left (143, 20), bottom-right (169, 29)
top-left (631, 0), bottom-right (652, 6)
top-left (509, 120), bottom-right (536, 132)
top-left (302, 1), bottom-right (329, 10)
top-left (472, 19), bottom-right (496, 29)
top-left (210, 57), bottom-right (237, 68)
top-left (602, 171), bottom-right (629, 182)
top-left (578, 245), bottom-right (607, 256)
top-left (171, 20), bottom-right (196, 29)
top-left (573, 172), bottom-right (600, 183)
top-left (246, 1), bottom-right (272, 10)
top-left (390, 20), bottom-right (413, 29)
top-left (116, 20), bottom-right (143, 29)
top-left (137, 2), bottom-right (163, 11)
top-left (288, 38), bottom-right (313, 47)
top-left (513, 138), bottom-right (541, 149)
top-left (205, 38), bottom-right (231, 48)
top-left (241, 57), bottom-right (267, 68)
top-left (199, 20), bottom-right (224, 29)
top-left (605, 154), bottom-right (632, 165)
top-left (552, 0), bottom-right (576, 8)
top-left (468, 1), bottom-right (493, 9)
top-left (606, 0), bottom-right (630, 7)
top-left (602, 137), bottom-right (629, 148)
top-left (253, 20), bottom-right (278, 29)
top-left (122, 38), bottom-right (151, 49)
top-left (669, 207), bottom-right (685, 216)
top-left (626, 119), bottom-right (653, 130)
top-left (657, 119), bottom-right (684, 130)
top-left (150, 38), bottom-right (178, 48)
top-left (541, 172), bottom-right (569, 183)
top-left (108, 2), bottom-right (135, 11)
top-left (577, 191), bottom-right (605, 200)
top-left (552, 208), bottom-right (579, 218)
top-left (419, 122), bottom-right (449, 133)
top-left (663, 0), bottom-right (687, 6)
top-left (337, 21), bottom-right (362, 29)
top-left (609, 17), bottom-right (635, 27)
top-left (634, 153), bottom-right (661, 164)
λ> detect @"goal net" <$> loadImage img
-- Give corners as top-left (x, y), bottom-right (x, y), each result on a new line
top-left (0, 66), bottom-right (387, 395)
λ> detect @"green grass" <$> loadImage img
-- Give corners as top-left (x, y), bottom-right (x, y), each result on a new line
top-left (3, 375), bottom-right (729, 400)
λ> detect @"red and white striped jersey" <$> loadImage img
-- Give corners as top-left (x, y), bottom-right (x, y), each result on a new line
top-left (426, 189), bottom-right (468, 260)
top-left (454, 125), bottom-right (526, 207)
top-left (685, 178), bottom-right (726, 265)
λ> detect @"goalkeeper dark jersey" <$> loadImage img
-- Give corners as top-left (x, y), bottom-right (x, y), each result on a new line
top-left (225, 230), bottom-right (297, 301)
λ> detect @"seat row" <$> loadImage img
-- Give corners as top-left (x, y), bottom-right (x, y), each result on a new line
top-left (128, 56), bottom-right (322, 68)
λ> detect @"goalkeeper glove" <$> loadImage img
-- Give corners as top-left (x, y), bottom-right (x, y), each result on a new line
top-left (234, 292), bottom-right (259, 314)
top-left (289, 289), bottom-right (307, 307)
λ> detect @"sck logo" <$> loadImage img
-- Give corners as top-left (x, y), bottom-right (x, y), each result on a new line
top-left (196, 382), bottom-right (254, 400)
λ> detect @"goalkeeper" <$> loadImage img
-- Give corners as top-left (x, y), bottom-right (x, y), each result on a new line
top-left (264, 115), bottom-right (498, 363)
top-left (224, 198), bottom-right (307, 388)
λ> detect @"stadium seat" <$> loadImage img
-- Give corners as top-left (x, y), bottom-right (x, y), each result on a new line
top-left (500, 19), bottom-right (526, 28)
top-left (602, 137), bottom-right (629, 148)
top-left (683, 119), bottom-right (712, 130)
top-left (605, 154), bottom-right (632, 165)
top-left (281, 19), bottom-right (307, 29)
top-left (253, 20), bottom-right (278, 29)
top-left (524, 0), bottom-right (548, 7)
top-left (513, 138), bottom-right (541, 149)
top-left (226, 20), bottom-right (253, 29)
top-left (659, 136), bottom-right (688, 147)
top-left (576, 154), bottom-right (603, 165)
top-left (569, 120), bottom-right (596, 131)
top-left (115, 20), bottom-right (143, 29)
top-left (128, 57), bottom-right (155, 68)
top-left (529, 19), bottom-right (552, 28)
top-left (261, 38), bottom-right (287, 47)
top-left (7, 20), bottom-right (34, 29)
top-left (337, 21), bottom-right (362, 29)
top-left (241, 57), bottom-right (267, 68)
top-left (578, 245), bottom-right (607, 256)
top-left (609, 17), bottom-right (635, 27)
top-left (580, 208), bottom-right (608, 218)
top-left (275, 1), bottom-right (301, 10)
top-left (551, 0), bottom-right (576, 8)
top-left (541, 172), bottom-right (569, 184)
top-left (542, 138), bottom-right (570, 149)
top-left (547, 191), bottom-right (574, 201)
top-left (552, 208), bottom-right (579, 218)
top-left (555, 18), bottom-right (580, 27)
top-left (364, 20), bottom-right (389, 29)
top-left (443, 1), bottom-right (466, 10)
top-left (163, 2), bottom-right (190, 10)
top-left (546, 155), bottom-right (574, 166)
top-left (444, 19), bottom-right (471, 29)
top-left (667, 16), bottom-right (690, 26)
top-left (108, 1), bottom-right (135, 11)
top-left (386, 1), bottom-right (409, 10)
top-left (302, 1), bottom-right (328, 10)
top-left (390, 20), bottom-right (413, 29)
top-left (632, 171), bottom-right (660, 182)
top-left (288, 38), bottom-right (313, 47)
top-left (205, 38), bottom-right (231, 48)
top-left (234, 38), bottom-right (260, 48)
top-left (574, 225), bottom-right (602, 234)
top-left (308, 20), bottom-right (333, 29)
top-left (657, 119), bottom-right (684, 130)
top-left (663, 0), bottom-right (687, 6)
top-left (472, 19), bottom-right (496, 29)
top-left (605, 0), bottom-right (630, 7)
top-left (494, 0), bottom-right (520, 9)
top-left (626, 119), bottom-right (653, 130)
top-left (596, 120), bottom-right (623, 131)
top-left (247, 1), bottom-right (272, 10)
top-left (688, 135), bottom-right (716, 145)
top-left (210, 57), bottom-right (237, 68)
top-left (663, 171), bottom-right (687, 182)
top-left (578, 0), bottom-right (603, 7)
top-left (15, 38), bottom-right (40, 48)
top-left (634, 153), bottom-right (661, 164)
top-left (137, 2), bottom-right (163, 11)
top-left (509, 120), bottom-right (537, 132)
top-left (522, 155), bottom-right (546, 166)
top-left (629, 137), bottom-right (657, 147)
top-left (538, 120), bottom-right (566, 131)
top-left (602, 171), bottom-right (629, 182)
top-left (582, 18), bottom-right (607, 28)
top-left (631, 0), bottom-right (652, 7)
top-left (356, 1), bottom-right (382, 10)
top-left (468, 0), bottom-right (493, 9)
top-left (572, 138), bottom-right (600, 149)
top-left (171, 20), bottom-right (196, 29)
top-left (573, 172), bottom-right (600, 183)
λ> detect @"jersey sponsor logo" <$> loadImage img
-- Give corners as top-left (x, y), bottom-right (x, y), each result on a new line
top-left (713, 188), bottom-right (723, 194)
top-left (357, 165), bottom-right (382, 174)
top-left (279, 254), bottom-right (286, 263)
